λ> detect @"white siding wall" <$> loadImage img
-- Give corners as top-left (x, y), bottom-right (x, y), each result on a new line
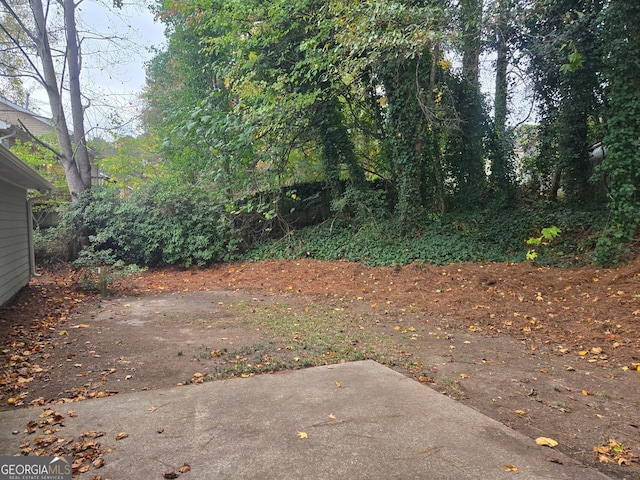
top-left (0, 179), bottom-right (30, 306)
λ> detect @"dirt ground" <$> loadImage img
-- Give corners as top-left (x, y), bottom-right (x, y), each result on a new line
top-left (1, 258), bottom-right (639, 479)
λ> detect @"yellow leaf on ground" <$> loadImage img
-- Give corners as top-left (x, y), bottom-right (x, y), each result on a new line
top-left (328, 414), bottom-right (336, 420)
top-left (535, 437), bottom-right (558, 448)
top-left (296, 431), bottom-right (308, 439)
top-left (115, 432), bottom-right (128, 441)
top-left (514, 410), bottom-right (528, 417)
top-left (504, 464), bottom-right (519, 473)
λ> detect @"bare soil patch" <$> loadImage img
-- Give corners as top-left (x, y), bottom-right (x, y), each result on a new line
top-left (1, 259), bottom-right (639, 479)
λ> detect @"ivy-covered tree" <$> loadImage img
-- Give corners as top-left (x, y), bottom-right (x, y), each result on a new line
top-left (595, 0), bottom-right (640, 262)
top-left (487, 0), bottom-right (517, 204)
top-left (449, 0), bottom-right (486, 208)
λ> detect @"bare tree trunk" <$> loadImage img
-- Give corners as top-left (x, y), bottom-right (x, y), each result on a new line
top-left (30, 0), bottom-right (87, 200)
top-left (64, 0), bottom-right (92, 188)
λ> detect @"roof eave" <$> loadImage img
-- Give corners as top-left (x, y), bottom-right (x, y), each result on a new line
top-left (0, 144), bottom-right (54, 193)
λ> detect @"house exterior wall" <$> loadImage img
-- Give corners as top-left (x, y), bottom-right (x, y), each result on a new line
top-left (0, 179), bottom-right (31, 306)
top-left (0, 98), bottom-right (52, 137)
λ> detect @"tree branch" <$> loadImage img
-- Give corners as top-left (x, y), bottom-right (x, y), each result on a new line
top-left (0, 22), bottom-right (47, 85)
top-left (0, 0), bottom-right (39, 45)
top-left (17, 119), bottom-right (63, 159)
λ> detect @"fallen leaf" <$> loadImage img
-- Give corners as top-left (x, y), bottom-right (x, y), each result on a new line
top-left (504, 464), bottom-right (519, 473)
top-left (296, 431), bottom-right (308, 439)
top-left (115, 432), bottom-right (128, 441)
top-left (582, 389), bottom-right (590, 396)
top-left (178, 463), bottom-right (191, 473)
top-left (163, 471), bottom-right (178, 479)
top-left (536, 437), bottom-right (558, 448)
top-left (459, 373), bottom-right (470, 379)
top-left (328, 414), bottom-right (336, 420)
top-left (157, 428), bottom-right (164, 434)
top-left (92, 458), bottom-right (105, 469)
top-left (594, 438), bottom-right (639, 465)
top-left (514, 410), bottom-right (528, 417)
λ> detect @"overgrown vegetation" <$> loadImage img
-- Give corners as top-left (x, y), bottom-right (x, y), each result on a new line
top-left (34, 183), bottom-right (608, 269)
top-left (244, 205), bottom-right (606, 267)
top-left (23, 1), bottom-right (640, 268)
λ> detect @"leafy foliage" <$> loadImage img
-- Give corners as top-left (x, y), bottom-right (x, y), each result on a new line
top-left (67, 184), bottom-right (241, 267)
top-left (243, 206), bottom-right (604, 267)
top-left (58, 0), bottom-right (637, 267)
top-left (592, 1), bottom-right (640, 265)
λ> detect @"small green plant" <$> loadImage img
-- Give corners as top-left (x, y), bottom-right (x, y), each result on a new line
top-left (526, 226), bottom-right (561, 262)
top-left (73, 245), bottom-right (146, 294)
top-left (435, 376), bottom-right (465, 400)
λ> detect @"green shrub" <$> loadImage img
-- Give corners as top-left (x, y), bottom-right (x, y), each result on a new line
top-left (33, 225), bottom-right (76, 265)
top-left (68, 182), bottom-right (242, 268)
top-left (243, 205), bottom-right (608, 266)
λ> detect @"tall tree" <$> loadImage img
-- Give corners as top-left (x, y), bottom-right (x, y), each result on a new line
top-left (595, 0), bottom-right (640, 260)
top-left (0, 5), bottom-right (29, 103)
top-left (488, 0), bottom-right (516, 203)
top-left (0, 0), bottom-right (108, 199)
top-left (452, 0), bottom-right (486, 206)
top-left (522, 0), bottom-right (604, 204)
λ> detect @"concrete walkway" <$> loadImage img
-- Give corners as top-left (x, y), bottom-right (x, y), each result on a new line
top-left (0, 361), bottom-right (610, 479)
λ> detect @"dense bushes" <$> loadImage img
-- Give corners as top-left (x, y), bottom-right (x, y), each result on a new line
top-left (35, 181), bottom-right (616, 269)
top-left (244, 205), bottom-right (607, 267)
top-left (65, 182), bottom-right (240, 268)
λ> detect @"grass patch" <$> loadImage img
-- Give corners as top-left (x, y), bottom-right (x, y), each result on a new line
top-left (186, 302), bottom-right (400, 382)
top-left (435, 376), bottom-right (466, 400)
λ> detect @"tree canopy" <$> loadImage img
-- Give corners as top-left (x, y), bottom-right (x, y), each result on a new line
top-left (142, 0), bottom-right (637, 244)
top-left (16, 0), bottom-right (639, 266)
